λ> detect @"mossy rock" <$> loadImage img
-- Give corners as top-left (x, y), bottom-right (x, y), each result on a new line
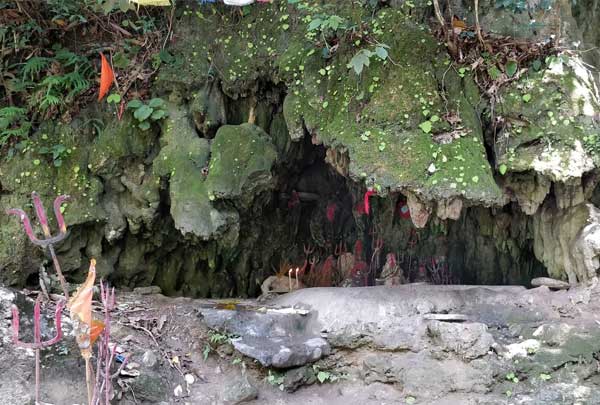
top-left (205, 123), bottom-right (277, 204)
top-left (158, 2), bottom-right (503, 207)
top-left (496, 56), bottom-right (600, 182)
top-left (154, 103), bottom-right (238, 240)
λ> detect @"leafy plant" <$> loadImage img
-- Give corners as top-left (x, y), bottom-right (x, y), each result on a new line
top-left (266, 370), bottom-right (285, 391)
top-left (308, 14), bottom-right (349, 37)
top-left (0, 107), bottom-right (32, 145)
top-left (19, 46), bottom-right (93, 116)
top-left (38, 144), bottom-right (69, 167)
top-left (127, 98), bottom-right (168, 130)
top-left (348, 44), bottom-right (390, 75)
top-left (312, 364), bottom-right (347, 384)
top-left (203, 330), bottom-right (232, 360)
top-left (506, 372), bottom-right (519, 383)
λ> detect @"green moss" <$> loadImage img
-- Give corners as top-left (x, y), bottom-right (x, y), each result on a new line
top-left (157, 2), bottom-right (503, 204)
top-left (497, 57), bottom-right (600, 181)
top-left (154, 106), bottom-right (276, 240)
top-left (205, 123), bottom-right (277, 201)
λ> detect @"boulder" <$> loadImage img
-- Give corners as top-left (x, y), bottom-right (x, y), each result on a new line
top-left (199, 305), bottom-right (330, 368)
top-left (222, 376), bottom-right (258, 404)
top-left (427, 321), bottom-right (495, 360)
top-left (232, 336), bottom-right (329, 368)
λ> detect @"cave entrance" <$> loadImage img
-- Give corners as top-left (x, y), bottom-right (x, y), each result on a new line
top-left (266, 134), bottom-right (548, 293)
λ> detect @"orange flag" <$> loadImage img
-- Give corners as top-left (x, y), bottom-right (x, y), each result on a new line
top-left (68, 259), bottom-right (97, 359)
top-left (90, 319), bottom-right (105, 346)
top-left (98, 53), bottom-right (114, 101)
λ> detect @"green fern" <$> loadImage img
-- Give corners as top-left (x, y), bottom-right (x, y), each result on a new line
top-left (21, 57), bottom-right (50, 81)
top-left (63, 71), bottom-right (90, 93)
top-left (0, 107), bottom-right (31, 145)
top-left (0, 106), bottom-right (27, 119)
top-left (39, 93), bottom-right (62, 110)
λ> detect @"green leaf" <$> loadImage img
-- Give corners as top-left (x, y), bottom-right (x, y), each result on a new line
top-left (499, 164), bottom-right (507, 175)
top-left (349, 50), bottom-right (372, 75)
top-left (378, 142), bottom-right (386, 151)
top-left (488, 65), bottom-right (501, 80)
top-left (159, 49), bottom-right (175, 64)
top-left (127, 99), bottom-right (143, 109)
top-left (539, 373), bottom-right (551, 381)
top-left (406, 397), bottom-right (416, 404)
top-left (506, 60), bottom-right (518, 77)
top-left (134, 105), bottom-right (153, 121)
top-left (522, 93), bottom-right (532, 103)
top-left (430, 114), bottom-right (440, 122)
top-left (532, 59), bottom-right (542, 71)
top-left (419, 121), bottom-right (432, 134)
top-left (151, 109), bottom-right (167, 120)
top-left (375, 46), bottom-right (388, 60)
top-left (148, 98), bottom-right (165, 108)
top-left (107, 93), bottom-right (121, 104)
top-left (308, 18), bottom-right (322, 31)
top-left (138, 121), bottom-right (151, 131)
top-left (317, 371), bottom-right (330, 383)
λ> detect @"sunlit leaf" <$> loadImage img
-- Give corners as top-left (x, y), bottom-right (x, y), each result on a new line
top-left (505, 60), bottom-right (518, 77)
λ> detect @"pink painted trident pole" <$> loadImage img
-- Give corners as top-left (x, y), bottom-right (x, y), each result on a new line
top-left (6, 192), bottom-right (71, 300)
top-left (12, 296), bottom-right (65, 404)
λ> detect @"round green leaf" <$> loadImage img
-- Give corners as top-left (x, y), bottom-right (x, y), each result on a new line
top-left (134, 105), bottom-right (153, 121)
top-left (419, 121), bottom-right (432, 134)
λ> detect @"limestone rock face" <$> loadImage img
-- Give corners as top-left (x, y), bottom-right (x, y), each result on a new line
top-left (436, 198), bottom-right (463, 220)
top-left (427, 321), bottom-right (495, 360)
top-left (406, 192), bottom-right (431, 228)
top-left (533, 203), bottom-right (600, 284)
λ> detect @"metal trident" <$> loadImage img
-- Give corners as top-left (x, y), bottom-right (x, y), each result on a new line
top-left (6, 192), bottom-right (71, 299)
top-left (12, 296), bottom-right (65, 405)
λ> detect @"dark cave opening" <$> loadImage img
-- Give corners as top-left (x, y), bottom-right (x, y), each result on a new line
top-left (18, 85), bottom-right (549, 299)
top-left (261, 130), bottom-right (549, 293)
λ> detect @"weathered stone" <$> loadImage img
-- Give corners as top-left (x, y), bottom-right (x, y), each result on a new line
top-left (232, 336), bottom-right (329, 368)
top-left (141, 350), bottom-right (159, 369)
top-left (533, 203), bottom-right (600, 284)
top-left (423, 313), bottom-right (469, 322)
top-left (190, 81), bottom-right (227, 137)
top-left (134, 286), bottom-right (163, 295)
top-left (282, 366), bottom-right (317, 392)
top-left (427, 321), bottom-right (495, 360)
top-left (128, 372), bottom-right (168, 403)
top-left (362, 352), bottom-right (494, 398)
top-left (503, 173), bottom-right (551, 215)
top-left (406, 192), bottom-right (431, 228)
top-left (222, 376), bottom-right (258, 404)
top-left (531, 277), bottom-right (571, 290)
top-left (199, 306), bottom-right (330, 368)
top-left (502, 339), bottom-right (541, 360)
top-left (437, 198), bottom-right (463, 220)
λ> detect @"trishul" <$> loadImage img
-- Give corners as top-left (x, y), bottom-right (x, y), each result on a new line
top-left (12, 296), bottom-right (65, 405)
top-left (6, 192), bottom-right (71, 299)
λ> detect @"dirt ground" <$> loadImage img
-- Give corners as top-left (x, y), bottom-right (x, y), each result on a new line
top-left (2, 282), bottom-right (600, 405)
